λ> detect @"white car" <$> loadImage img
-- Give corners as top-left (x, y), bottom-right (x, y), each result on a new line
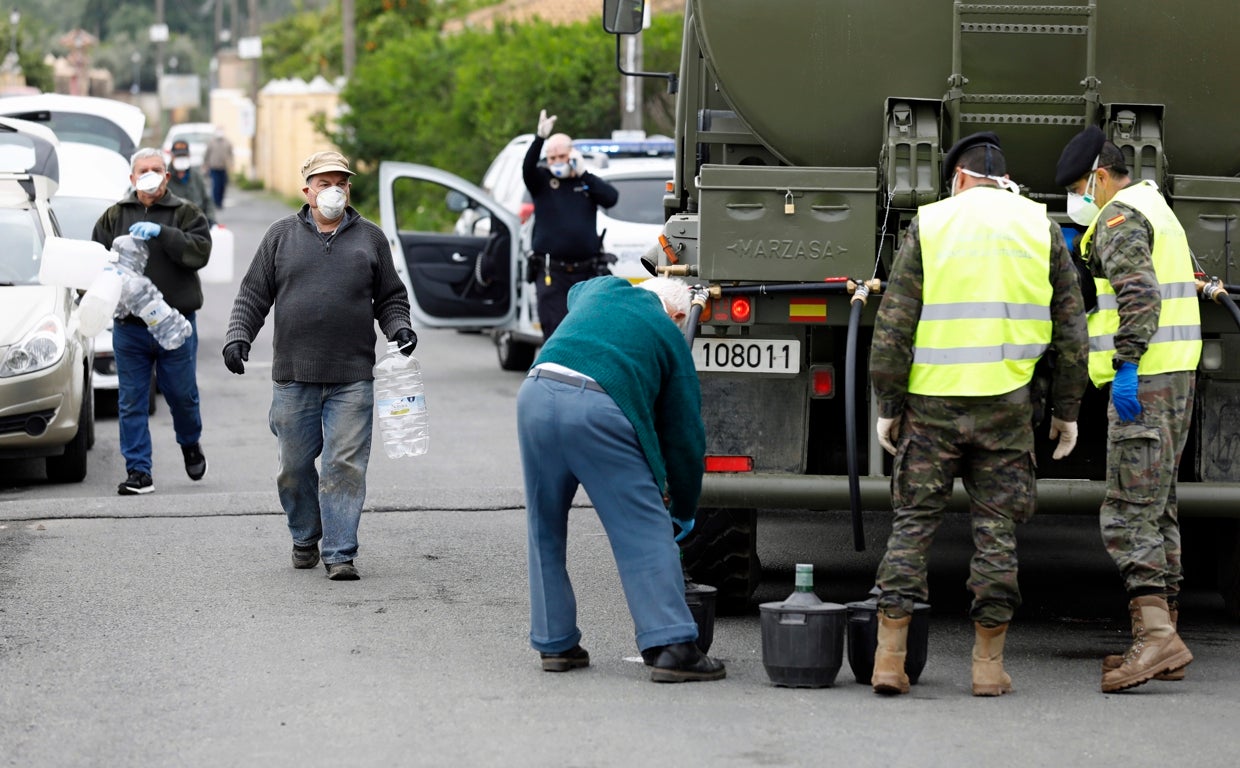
top-left (161, 122), bottom-right (217, 168)
top-left (379, 153), bottom-right (674, 371)
top-left (0, 93), bottom-right (145, 159)
top-left (0, 118), bottom-right (95, 482)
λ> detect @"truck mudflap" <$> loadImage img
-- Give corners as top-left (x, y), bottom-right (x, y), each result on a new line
top-left (699, 475), bottom-right (1240, 518)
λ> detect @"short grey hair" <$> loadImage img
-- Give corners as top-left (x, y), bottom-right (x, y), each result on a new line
top-left (638, 276), bottom-right (691, 328)
top-left (130, 147), bottom-right (165, 173)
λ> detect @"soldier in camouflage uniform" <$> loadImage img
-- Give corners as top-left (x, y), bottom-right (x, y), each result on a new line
top-left (869, 132), bottom-right (1089, 697)
top-left (1056, 126), bottom-right (1201, 693)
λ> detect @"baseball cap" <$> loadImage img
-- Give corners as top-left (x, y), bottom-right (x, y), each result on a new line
top-left (301, 150), bottom-right (354, 182)
top-left (170, 140), bottom-right (191, 157)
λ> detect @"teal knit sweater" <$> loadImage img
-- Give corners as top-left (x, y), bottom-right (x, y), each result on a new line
top-left (533, 277), bottom-right (705, 518)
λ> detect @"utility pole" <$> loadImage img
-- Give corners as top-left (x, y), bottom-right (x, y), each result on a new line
top-left (342, 0), bottom-right (355, 79)
top-left (248, 0), bottom-right (259, 180)
top-left (155, 0), bottom-right (166, 142)
top-left (620, 33), bottom-right (643, 133)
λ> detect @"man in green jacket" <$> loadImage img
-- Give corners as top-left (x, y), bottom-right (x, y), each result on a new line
top-left (92, 147), bottom-right (213, 496)
top-left (517, 275), bottom-right (724, 683)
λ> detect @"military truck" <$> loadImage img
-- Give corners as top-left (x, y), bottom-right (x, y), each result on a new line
top-left (601, 0), bottom-right (1240, 615)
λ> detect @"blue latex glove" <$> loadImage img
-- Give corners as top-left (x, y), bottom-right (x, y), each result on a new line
top-left (672, 516), bottom-right (695, 543)
top-left (129, 222), bottom-right (162, 240)
top-left (1112, 361), bottom-right (1142, 422)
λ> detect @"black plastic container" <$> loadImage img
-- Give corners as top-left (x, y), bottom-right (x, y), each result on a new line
top-left (759, 596), bottom-right (847, 688)
top-left (684, 581), bottom-right (717, 654)
top-left (844, 598), bottom-right (931, 685)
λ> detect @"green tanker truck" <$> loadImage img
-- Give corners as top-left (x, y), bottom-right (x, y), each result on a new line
top-left (602, 0), bottom-right (1240, 616)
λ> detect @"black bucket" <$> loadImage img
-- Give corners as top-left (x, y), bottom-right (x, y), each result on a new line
top-left (844, 598), bottom-right (931, 685)
top-left (684, 581), bottom-right (717, 654)
top-left (759, 599), bottom-right (847, 687)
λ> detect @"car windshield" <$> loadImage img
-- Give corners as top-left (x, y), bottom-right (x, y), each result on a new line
top-left (605, 177), bottom-right (667, 225)
top-left (1, 111), bottom-right (135, 156)
top-left (0, 207), bottom-right (42, 285)
top-left (51, 196), bottom-right (113, 241)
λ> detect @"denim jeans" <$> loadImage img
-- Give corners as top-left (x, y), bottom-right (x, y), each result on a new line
top-left (113, 313), bottom-right (202, 475)
top-left (209, 168), bottom-right (228, 207)
top-left (268, 380), bottom-right (373, 564)
top-left (517, 375), bottom-right (698, 654)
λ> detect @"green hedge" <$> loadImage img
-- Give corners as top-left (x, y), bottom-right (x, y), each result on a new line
top-left (333, 13), bottom-right (684, 218)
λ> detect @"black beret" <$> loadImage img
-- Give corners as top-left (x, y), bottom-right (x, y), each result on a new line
top-left (1055, 125), bottom-right (1105, 187)
top-left (943, 131), bottom-right (1002, 182)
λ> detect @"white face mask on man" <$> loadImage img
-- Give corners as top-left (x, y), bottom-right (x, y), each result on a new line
top-left (1066, 169), bottom-right (1101, 226)
top-left (135, 171), bottom-right (164, 194)
top-left (171, 157), bottom-right (191, 172)
top-left (315, 185), bottom-right (348, 220)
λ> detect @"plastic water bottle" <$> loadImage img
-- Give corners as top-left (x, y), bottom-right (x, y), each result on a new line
top-left (374, 341), bottom-right (429, 458)
top-left (78, 266), bottom-right (124, 337)
top-left (118, 274), bottom-right (193, 350)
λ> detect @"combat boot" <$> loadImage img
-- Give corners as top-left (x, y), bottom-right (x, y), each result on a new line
top-left (871, 612), bottom-right (911, 695)
top-left (971, 622), bottom-right (1013, 696)
top-left (1100, 595), bottom-right (1192, 693)
top-left (1102, 602), bottom-right (1184, 681)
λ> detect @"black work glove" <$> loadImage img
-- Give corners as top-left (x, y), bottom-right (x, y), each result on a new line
top-left (393, 328), bottom-right (418, 356)
top-left (223, 340), bottom-right (250, 375)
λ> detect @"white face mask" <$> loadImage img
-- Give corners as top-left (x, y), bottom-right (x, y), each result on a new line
top-left (172, 157), bottom-right (190, 172)
top-left (135, 171), bottom-right (164, 194)
top-left (549, 162), bottom-right (571, 179)
top-left (315, 185), bottom-right (347, 220)
top-left (952, 167), bottom-right (1021, 196)
top-left (1066, 162), bottom-right (1102, 226)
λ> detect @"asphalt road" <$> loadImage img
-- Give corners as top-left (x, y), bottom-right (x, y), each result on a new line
top-left (2, 188), bottom-right (1238, 768)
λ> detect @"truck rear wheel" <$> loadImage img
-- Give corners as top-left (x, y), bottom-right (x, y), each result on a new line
top-left (1218, 520), bottom-right (1240, 622)
top-left (679, 507), bottom-right (760, 614)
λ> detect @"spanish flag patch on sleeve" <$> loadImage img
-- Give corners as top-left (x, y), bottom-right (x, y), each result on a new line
top-left (1106, 213), bottom-right (1127, 228)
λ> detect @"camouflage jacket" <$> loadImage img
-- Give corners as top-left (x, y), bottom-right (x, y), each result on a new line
top-left (870, 214), bottom-right (1090, 421)
top-left (1083, 201), bottom-right (1161, 368)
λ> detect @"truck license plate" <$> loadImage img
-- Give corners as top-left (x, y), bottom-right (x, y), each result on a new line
top-left (692, 338), bottom-right (801, 374)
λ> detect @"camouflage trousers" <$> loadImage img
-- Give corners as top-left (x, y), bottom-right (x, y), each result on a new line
top-left (876, 387), bottom-right (1034, 626)
top-left (1101, 370), bottom-right (1195, 598)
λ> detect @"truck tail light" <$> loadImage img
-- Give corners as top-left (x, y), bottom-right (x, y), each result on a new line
top-left (730, 297), bottom-right (752, 323)
top-left (810, 365), bottom-right (835, 398)
top-left (705, 455), bottom-right (754, 473)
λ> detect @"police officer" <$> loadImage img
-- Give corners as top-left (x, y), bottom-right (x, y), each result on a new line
top-left (869, 132), bottom-right (1089, 697)
top-left (1055, 126), bottom-right (1202, 693)
top-left (523, 109), bottom-right (619, 340)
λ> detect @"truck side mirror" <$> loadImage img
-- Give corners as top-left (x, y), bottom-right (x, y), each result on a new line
top-left (602, 0), bottom-right (644, 35)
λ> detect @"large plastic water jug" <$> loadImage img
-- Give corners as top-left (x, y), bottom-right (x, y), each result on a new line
top-left (759, 564), bottom-right (847, 687)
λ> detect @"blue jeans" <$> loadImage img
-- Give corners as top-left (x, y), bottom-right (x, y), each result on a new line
top-left (113, 314), bottom-right (202, 475)
top-left (209, 168), bottom-right (228, 207)
top-left (268, 380), bottom-right (373, 564)
top-left (517, 376), bottom-right (698, 654)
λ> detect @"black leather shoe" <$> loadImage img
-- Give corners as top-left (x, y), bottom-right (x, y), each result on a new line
top-left (540, 644), bottom-right (590, 672)
top-left (649, 642), bottom-right (726, 683)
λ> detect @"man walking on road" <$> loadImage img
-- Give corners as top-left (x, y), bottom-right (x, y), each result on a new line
top-left (202, 129), bottom-right (233, 209)
top-left (223, 151), bottom-right (416, 581)
top-left (1055, 125), bottom-right (1201, 692)
top-left (92, 147), bottom-right (213, 496)
top-left (868, 132), bottom-right (1089, 697)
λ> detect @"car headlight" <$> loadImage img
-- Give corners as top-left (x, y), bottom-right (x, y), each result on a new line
top-left (0, 315), bottom-right (67, 378)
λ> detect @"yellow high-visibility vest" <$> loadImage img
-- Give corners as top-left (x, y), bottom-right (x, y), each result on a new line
top-left (910, 187), bottom-right (1053, 396)
top-left (1080, 181), bottom-right (1201, 387)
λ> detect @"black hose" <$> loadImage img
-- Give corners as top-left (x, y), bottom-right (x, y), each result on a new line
top-left (1220, 293), bottom-right (1240, 331)
top-left (684, 303), bottom-right (704, 346)
top-left (844, 297), bottom-right (865, 552)
top-left (716, 281), bottom-right (854, 296)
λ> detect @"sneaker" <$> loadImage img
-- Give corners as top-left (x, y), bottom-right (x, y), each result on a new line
top-left (292, 544), bottom-right (320, 569)
top-left (325, 561), bottom-right (360, 581)
top-left (117, 470), bottom-right (154, 495)
top-left (648, 642), bottom-right (726, 683)
top-left (182, 443), bottom-right (207, 481)
top-left (540, 644), bottom-right (590, 672)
